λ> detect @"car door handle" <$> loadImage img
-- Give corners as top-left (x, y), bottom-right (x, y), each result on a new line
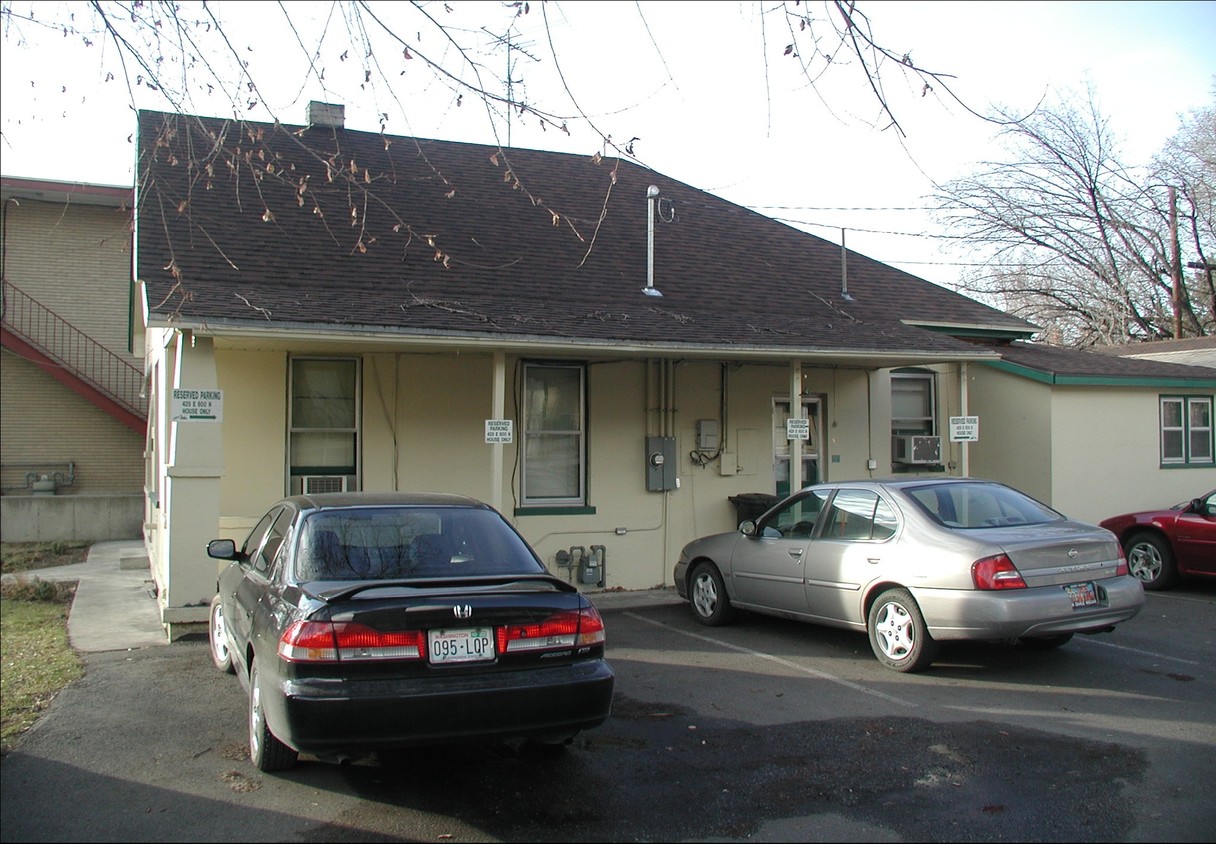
top-left (867, 557), bottom-right (881, 564)
top-left (788, 549), bottom-right (804, 558)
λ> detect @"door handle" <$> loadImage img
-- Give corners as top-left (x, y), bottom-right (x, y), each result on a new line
top-left (867, 557), bottom-right (881, 565)
top-left (788, 549), bottom-right (804, 558)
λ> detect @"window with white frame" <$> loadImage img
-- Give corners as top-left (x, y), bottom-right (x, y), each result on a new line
top-left (289, 357), bottom-right (360, 495)
top-left (890, 369), bottom-right (939, 466)
top-left (1161, 395), bottom-right (1214, 466)
top-left (891, 370), bottom-right (937, 436)
top-left (522, 362), bottom-right (586, 506)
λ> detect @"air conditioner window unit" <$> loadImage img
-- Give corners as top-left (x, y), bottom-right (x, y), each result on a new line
top-left (892, 435), bottom-right (942, 465)
top-left (303, 475), bottom-right (347, 494)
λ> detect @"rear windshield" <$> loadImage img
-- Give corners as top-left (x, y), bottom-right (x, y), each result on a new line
top-left (903, 482), bottom-right (1063, 529)
top-left (294, 506), bottom-right (546, 581)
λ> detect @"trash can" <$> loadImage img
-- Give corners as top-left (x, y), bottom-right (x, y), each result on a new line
top-left (729, 493), bottom-right (778, 527)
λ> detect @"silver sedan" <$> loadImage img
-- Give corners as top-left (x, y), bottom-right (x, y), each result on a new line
top-left (674, 478), bottom-right (1145, 672)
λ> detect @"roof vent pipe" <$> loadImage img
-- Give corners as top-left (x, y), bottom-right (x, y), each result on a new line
top-left (840, 227), bottom-right (854, 301)
top-left (644, 185), bottom-right (663, 297)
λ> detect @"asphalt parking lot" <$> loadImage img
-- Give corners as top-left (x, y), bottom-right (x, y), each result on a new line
top-left (2, 584), bottom-right (1214, 843)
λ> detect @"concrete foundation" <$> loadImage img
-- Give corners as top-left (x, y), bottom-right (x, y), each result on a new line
top-left (0, 493), bottom-right (143, 543)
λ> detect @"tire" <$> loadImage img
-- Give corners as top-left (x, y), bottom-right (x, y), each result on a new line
top-left (1017, 633), bottom-right (1074, 650)
top-left (1124, 532), bottom-right (1177, 591)
top-left (689, 562), bottom-right (734, 626)
top-left (208, 594), bottom-right (235, 675)
top-left (248, 663), bottom-right (298, 772)
top-left (867, 587), bottom-right (938, 673)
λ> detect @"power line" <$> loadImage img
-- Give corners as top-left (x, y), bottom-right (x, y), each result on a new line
top-left (765, 214), bottom-right (972, 242)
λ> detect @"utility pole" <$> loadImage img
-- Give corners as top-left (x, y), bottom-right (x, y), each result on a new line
top-left (1170, 187), bottom-right (1183, 339)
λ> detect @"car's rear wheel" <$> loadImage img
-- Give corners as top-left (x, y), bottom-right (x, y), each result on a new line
top-left (208, 594), bottom-right (235, 674)
top-left (248, 664), bottom-right (298, 772)
top-left (689, 562), bottom-right (734, 626)
top-left (1017, 633), bottom-right (1074, 650)
top-left (1124, 532), bottom-right (1176, 591)
top-left (867, 588), bottom-right (938, 673)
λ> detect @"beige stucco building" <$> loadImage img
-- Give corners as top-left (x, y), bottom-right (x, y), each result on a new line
top-left (6, 107), bottom-right (1213, 643)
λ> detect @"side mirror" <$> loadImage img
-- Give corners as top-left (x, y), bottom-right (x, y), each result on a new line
top-left (207, 538), bottom-right (239, 560)
top-left (740, 519), bottom-right (758, 536)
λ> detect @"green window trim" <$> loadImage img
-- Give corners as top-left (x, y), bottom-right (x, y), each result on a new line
top-left (1160, 394), bottom-right (1214, 467)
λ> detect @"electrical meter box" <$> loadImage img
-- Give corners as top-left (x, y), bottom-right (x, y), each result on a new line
top-left (646, 436), bottom-right (678, 491)
top-left (696, 419), bottom-right (720, 451)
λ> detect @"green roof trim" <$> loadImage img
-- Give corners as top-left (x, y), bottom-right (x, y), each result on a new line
top-left (984, 359), bottom-right (1216, 388)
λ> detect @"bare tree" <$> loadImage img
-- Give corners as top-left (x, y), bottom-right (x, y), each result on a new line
top-left (1, 2), bottom-right (984, 150)
top-left (935, 85), bottom-right (1215, 346)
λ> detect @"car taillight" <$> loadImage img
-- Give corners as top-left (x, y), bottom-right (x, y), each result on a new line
top-left (1115, 544), bottom-right (1130, 577)
top-left (496, 606), bottom-right (607, 653)
top-left (972, 553), bottom-right (1027, 590)
top-left (278, 621), bottom-right (424, 662)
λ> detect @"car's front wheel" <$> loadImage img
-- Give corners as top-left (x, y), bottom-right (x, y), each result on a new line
top-left (1124, 532), bottom-right (1177, 591)
top-left (689, 562), bottom-right (734, 626)
top-left (248, 663), bottom-right (298, 772)
top-left (208, 594), bottom-right (235, 674)
top-left (867, 588), bottom-right (938, 672)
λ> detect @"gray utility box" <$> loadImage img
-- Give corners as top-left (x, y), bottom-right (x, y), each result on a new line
top-left (646, 436), bottom-right (678, 491)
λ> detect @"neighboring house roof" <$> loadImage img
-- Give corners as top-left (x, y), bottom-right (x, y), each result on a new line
top-left (1088, 337), bottom-right (1216, 370)
top-left (1, 176), bottom-right (132, 207)
top-left (989, 340), bottom-right (1216, 387)
top-left (134, 109), bottom-right (1034, 366)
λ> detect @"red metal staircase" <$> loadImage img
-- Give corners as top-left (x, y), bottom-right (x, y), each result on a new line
top-left (1, 280), bottom-right (147, 435)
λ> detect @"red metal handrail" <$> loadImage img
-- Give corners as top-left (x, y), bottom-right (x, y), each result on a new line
top-left (1, 279), bottom-right (147, 418)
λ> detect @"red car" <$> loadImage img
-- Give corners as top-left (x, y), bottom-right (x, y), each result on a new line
top-left (1099, 490), bottom-right (1216, 590)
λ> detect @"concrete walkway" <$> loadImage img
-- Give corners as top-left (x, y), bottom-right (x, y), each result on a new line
top-left (3, 539), bottom-right (683, 653)
top-left (2, 539), bottom-right (168, 653)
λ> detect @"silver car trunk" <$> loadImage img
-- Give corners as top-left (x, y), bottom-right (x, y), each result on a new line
top-left (978, 521), bottom-right (1121, 586)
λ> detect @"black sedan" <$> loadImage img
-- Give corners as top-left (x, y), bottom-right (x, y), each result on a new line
top-left (207, 492), bottom-right (614, 772)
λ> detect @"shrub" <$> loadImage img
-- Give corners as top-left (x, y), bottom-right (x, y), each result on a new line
top-left (0, 576), bottom-right (76, 604)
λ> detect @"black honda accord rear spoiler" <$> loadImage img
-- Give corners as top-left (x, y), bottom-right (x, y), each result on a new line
top-left (314, 573), bottom-right (576, 604)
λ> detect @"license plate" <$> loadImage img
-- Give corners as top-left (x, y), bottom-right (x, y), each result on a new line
top-left (428, 627), bottom-right (494, 664)
top-left (1064, 581), bottom-right (1098, 609)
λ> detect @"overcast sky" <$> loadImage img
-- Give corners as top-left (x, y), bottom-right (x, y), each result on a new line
top-left (1, 1), bottom-right (1213, 288)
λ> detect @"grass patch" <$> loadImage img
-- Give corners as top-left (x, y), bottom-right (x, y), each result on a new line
top-left (1, 542), bottom-right (88, 755)
top-left (2, 541), bottom-right (90, 574)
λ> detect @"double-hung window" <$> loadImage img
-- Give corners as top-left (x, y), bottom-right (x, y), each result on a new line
top-left (522, 362), bottom-right (586, 508)
top-left (891, 369), bottom-right (940, 467)
top-left (1161, 395), bottom-right (1214, 466)
top-left (289, 357), bottom-right (360, 494)
top-left (891, 370), bottom-right (936, 437)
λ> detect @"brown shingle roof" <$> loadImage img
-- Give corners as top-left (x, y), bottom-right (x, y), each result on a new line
top-left (135, 110), bottom-right (1033, 357)
top-left (993, 340), bottom-right (1216, 384)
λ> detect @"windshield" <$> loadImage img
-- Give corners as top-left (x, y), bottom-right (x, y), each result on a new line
top-left (295, 506), bottom-right (546, 581)
top-left (903, 482), bottom-right (1063, 529)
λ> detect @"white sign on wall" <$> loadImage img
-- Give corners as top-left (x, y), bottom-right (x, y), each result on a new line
top-left (949, 416), bottom-right (979, 442)
top-left (485, 419), bottom-right (514, 444)
top-left (786, 418), bottom-right (810, 441)
top-left (171, 389), bottom-right (223, 422)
